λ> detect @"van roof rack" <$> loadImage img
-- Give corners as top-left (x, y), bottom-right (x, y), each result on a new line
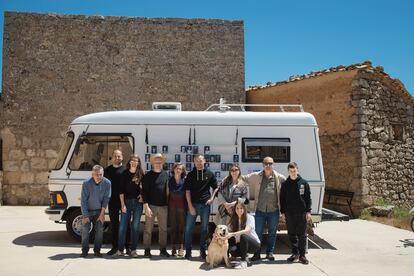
top-left (205, 98), bottom-right (304, 112)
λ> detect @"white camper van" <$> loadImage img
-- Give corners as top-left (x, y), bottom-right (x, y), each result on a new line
top-left (45, 102), bottom-right (325, 240)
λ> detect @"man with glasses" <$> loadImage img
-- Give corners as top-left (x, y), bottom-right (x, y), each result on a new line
top-left (142, 153), bottom-right (170, 258)
top-left (242, 157), bottom-right (286, 261)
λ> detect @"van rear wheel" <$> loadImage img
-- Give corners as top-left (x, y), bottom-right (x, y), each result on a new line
top-left (66, 208), bottom-right (94, 241)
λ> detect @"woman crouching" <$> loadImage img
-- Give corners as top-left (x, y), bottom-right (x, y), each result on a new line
top-left (226, 200), bottom-right (261, 268)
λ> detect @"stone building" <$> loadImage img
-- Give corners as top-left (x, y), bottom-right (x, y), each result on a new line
top-left (0, 12), bottom-right (245, 204)
top-left (247, 61), bottom-right (414, 212)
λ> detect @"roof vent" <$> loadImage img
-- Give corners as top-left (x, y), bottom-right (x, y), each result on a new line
top-left (152, 102), bottom-right (182, 111)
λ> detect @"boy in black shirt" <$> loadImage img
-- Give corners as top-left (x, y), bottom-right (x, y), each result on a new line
top-left (142, 153), bottom-right (170, 258)
top-left (280, 162), bottom-right (311, 265)
top-left (184, 154), bottom-right (217, 260)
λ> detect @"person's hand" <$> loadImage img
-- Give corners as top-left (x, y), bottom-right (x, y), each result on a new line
top-left (82, 217), bottom-right (90, 224)
top-left (145, 206), bottom-right (153, 217)
top-left (306, 212), bottom-right (312, 222)
top-left (138, 195), bottom-right (143, 203)
top-left (189, 205), bottom-right (196, 216)
top-left (226, 232), bottom-right (234, 239)
top-left (280, 213), bottom-right (285, 222)
top-left (97, 213), bottom-right (105, 224)
top-left (206, 199), bottom-right (214, 205)
top-left (224, 202), bottom-right (233, 212)
top-left (121, 205), bottom-right (127, 213)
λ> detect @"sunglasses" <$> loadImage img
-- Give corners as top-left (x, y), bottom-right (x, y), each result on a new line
top-left (263, 162), bottom-right (273, 166)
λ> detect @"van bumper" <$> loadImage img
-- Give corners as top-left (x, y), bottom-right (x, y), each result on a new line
top-left (45, 207), bottom-right (65, 222)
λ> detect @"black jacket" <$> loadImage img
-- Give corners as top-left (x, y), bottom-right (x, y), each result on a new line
top-left (142, 170), bottom-right (169, 206)
top-left (280, 175), bottom-right (311, 214)
top-left (184, 168), bottom-right (217, 204)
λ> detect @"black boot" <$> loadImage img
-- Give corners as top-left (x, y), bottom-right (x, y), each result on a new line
top-left (144, 248), bottom-right (152, 258)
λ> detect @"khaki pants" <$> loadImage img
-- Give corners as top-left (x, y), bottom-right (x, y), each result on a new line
top-left (143, 205), bottom-right (168, 248)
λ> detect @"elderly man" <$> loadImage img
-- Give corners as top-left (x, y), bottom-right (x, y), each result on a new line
top-left (242, 156), bottom-right (286, 261)
top-left (142, 153), bottom-right (170, 258)
top-left (80, 165), bottom-right (111, 257)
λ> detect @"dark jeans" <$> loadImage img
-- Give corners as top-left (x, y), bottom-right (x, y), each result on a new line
top-left (169, 207), bottom-right (186, 246)
top-left (255, 209), bottom-right (280, 255)
top-left (184, 203), bottom-right (210, 253)
top-left (109, 203), bottom-right (131, 250)
top-left (81, 210), bottom-right (103, 253)
top-left (229, 234), bottom-right (261, 260)
top-left (285, 211), bottom-right (307, 256)
top-left (118, 199), bottom-right (143, 251)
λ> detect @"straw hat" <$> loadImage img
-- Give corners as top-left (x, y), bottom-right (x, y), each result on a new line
top-left (150, 153), bottom-right (166, 164)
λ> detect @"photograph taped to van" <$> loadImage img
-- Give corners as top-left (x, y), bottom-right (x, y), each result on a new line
top-left (69, 134), bottom-right (133, 171)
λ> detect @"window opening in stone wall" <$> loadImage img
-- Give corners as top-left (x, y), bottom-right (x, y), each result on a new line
top-left (391, 123), bottom-right (404, 141)
top-left (69, 135), bottom-right (134, 171)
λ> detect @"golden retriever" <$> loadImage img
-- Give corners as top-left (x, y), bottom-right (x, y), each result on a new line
top-left (206, 225), bottom-right (231, 269)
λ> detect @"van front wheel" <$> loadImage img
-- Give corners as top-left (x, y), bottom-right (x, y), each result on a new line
top-left (66, 208), bottom-right (94, 241)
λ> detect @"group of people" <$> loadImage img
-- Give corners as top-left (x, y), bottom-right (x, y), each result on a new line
top-left (80, 149), bottom-right (312, 267)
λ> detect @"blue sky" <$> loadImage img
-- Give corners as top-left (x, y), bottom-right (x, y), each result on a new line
top-left (1, 0), bottom-right (413, 94)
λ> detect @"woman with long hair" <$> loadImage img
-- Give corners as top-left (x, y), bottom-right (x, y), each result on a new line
top-left (116, 154), bottom-right (144, 258)
top-left (168, 163), bottom-right (187, 257)
top-left (215, 164), bottom-right (249, 225)
top-left (227, 201), bottom-right (261, 268)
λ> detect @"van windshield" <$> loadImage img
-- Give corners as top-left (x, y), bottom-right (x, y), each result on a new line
top-left (54, 132), bottom-right (74, 170)
top-left (69, 135), bottom-right (133, 171)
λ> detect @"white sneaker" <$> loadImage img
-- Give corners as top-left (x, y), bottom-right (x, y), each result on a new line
top-left (131, 250), bottom-right (139, 258)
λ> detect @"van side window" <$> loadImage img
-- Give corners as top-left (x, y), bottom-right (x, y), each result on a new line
top-left (69, 135), bottom-right (134, 171)
top-left (242, 138), bottom-right (290, 163)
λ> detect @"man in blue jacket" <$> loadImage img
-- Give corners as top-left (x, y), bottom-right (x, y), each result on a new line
top-left (280, 162), bottom-right (311, 265)
top-left (80, 165), bottom-right (111, 257)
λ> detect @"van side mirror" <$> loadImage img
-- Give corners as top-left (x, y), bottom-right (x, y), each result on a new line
top-left (66, 167), bottom-right (72, 177)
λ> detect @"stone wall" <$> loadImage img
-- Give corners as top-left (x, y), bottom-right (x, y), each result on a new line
top-left (246, 69), bottom-right (364, 208)
top-left (246, 62), bottom-right (414, 211)
top-left (0, 11), bottom-right (245, 205)
top-left (352, 68), bottom-right (414, 207)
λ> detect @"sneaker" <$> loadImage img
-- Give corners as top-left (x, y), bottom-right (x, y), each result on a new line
top-left (287, 254), bottom-right (299, 263)
top-left (250, 254), bottom-right (261, 262)
top-left (94, 251), bottom-right (103, 258)
top-left (144, 248), bottom-right (152, 258)
top-left (184, 252), bottom-right (192, 260)
top-left (115, 250), bottom-right (124, 257)
top-left (177, 248), bottom-right (185, 257)
top-left (160, 248), bottom-right (171, 257)
top-left (107, 248), bottom-right (117, 256)
top-left (243, 258), bottom-right (252, 267)
top-left (80, 252), bottom-right (88, 258)
top-left (299, 255), bottom-right (309, 265)
top-left (266, 253), bottom-right (275, 261)
top-left (200, 250), bottom-right (207, 260)
top-left (126, 248), bottom-right (132, 256)
top-left (130, 250), bottom-right (139, 258)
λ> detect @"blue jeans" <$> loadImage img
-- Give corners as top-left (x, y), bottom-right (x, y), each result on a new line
top-left (184, 203), bottom-right (210, 253)
top-left (118, 199), bottom-right (143, 251)
top-left (254, 209), bottom-right (280, 255)
top-left (81, 210), bottom-right (103, 253)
